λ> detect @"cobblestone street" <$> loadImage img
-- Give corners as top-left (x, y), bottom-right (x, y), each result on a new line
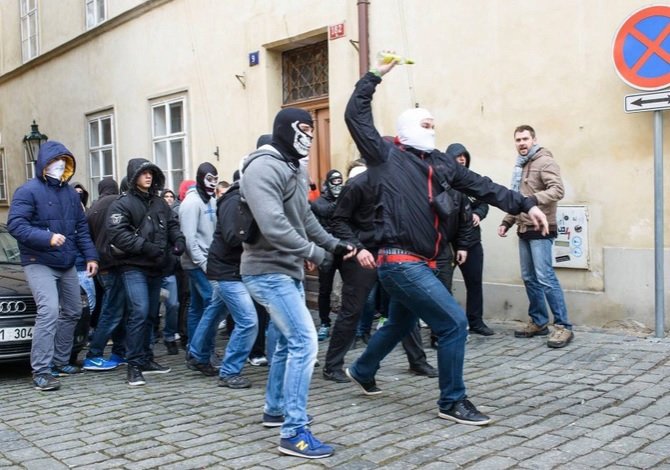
top-left (1, 320), bottom-right (670, 469)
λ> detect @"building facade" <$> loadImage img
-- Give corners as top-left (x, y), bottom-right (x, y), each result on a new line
top-left (0, 0), bottom-right (667, 330)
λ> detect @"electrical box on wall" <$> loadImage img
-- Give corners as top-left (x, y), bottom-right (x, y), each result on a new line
top-left (553, 205), bottom-right (589, 269)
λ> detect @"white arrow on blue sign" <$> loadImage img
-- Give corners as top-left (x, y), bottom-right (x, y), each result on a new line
top-left (624, 90), bottom-right (670, 113)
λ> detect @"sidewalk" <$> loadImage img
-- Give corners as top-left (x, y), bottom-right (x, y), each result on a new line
top-left (1, 320), bottom-right (669, 469)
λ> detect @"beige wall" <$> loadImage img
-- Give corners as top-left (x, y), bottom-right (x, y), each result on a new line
top-left (0, 0), bottom-right (667, 329)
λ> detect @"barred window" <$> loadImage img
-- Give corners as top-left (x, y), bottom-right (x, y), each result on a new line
top-left (282, 42), bottom-right (328, 104)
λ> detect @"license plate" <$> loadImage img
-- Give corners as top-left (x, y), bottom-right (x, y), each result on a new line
top-left (0, 327), bottom-right (33, 342)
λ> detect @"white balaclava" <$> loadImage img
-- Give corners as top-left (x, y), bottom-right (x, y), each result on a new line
top-left (45, 159), bottom-right (66, 181)
top-left (396, 108), bottom-right (435, 152)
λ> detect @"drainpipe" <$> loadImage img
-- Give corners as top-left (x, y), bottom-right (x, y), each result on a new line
top-left (357, 0), bottom-right (370, 76)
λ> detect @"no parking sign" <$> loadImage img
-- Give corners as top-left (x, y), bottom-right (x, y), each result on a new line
top-left (612, 5), bottom-right (670, 91)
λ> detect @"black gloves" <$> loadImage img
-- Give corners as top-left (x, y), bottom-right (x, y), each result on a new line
top-left (319, 251), bottom-right (334, 272)
top-left (143, 241), bottom-right (163, 259)
top-left (172, 239), bottom-right (186, 256)
top-left (332, 240), bottom-right (355, 257)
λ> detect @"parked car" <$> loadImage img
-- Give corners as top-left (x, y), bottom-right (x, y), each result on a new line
top-left (0, 224), bottom-right (90, 363)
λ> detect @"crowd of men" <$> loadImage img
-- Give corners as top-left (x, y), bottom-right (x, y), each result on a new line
top-left (7, 54), bottom-right (572, 460)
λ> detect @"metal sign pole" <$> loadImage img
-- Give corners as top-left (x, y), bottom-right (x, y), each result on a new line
top-left (654, 110), bottom-right (665, 338)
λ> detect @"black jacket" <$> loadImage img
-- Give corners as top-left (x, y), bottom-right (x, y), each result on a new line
top-left (206, 182), bottom-right (243, 281)
top-left (106, 159), bottom-right (184, 275)
top-left (310, 192), bottom-right (337, 234)
top-left (344, 72), bottom-right (536, 260)
top-left (330, 171), bottom-right (376, 252)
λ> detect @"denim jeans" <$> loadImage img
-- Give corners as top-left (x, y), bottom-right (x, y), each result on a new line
top-left (188, 282), bottom-right (226, 364)
top-left (88, 271), bottom-right (128, 358)
top-left (518, 238), bottom-right (572, 329)
top-left (121, 270), bottom-right (162, 367)
top-left (242, 274), bottom-right (316, 439)
top-left (77, 270), bottom-right (97, 312)
top-left (24, 265), bottom-right (81, 375)
top-left (214, 280), bottom-right (258, 377)
top-left (186, 268), bottom-right (214, 344)
top-left (161, 275), bottom-right (179, 341)
top-left (350, 261), bottom-right (468, 410)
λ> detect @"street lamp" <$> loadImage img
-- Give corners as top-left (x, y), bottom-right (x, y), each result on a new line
top-left (22, 120), bottom-right (48, 162)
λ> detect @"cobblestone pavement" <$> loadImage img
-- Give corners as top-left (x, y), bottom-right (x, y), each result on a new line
top-left (1, 320), bottom-right (670, 469)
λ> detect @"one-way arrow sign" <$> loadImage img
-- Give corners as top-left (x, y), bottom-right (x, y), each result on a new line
top-left (625, 90), bottom-right (670, 113)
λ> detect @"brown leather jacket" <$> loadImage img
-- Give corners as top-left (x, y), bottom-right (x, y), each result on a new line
top-left (501, 147), bottom-right (564, 234)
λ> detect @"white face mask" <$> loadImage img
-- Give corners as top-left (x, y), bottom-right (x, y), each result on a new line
top-left (46, 159), bottom-right (66, 180)
top-left (396, 108), bottom-right (436, 152)
top-left (291, 121), bottom-right (313, 157)
top-left (203, 172), bottom-right (218, 194)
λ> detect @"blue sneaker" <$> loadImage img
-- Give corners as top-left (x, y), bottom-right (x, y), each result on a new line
top-left (34, 373), bottom-right (60, 391)
top-left (83, 357), bottom-right (119, 371)
top-left (107, 354), bottom-right (128, 367)
top-left (317, 325), bottom-right (330, 341)
top-left (278, 427), bottom-right (333, 459)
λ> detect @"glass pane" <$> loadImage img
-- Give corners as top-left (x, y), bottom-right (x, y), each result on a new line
top-left (171, 171), bottom-right (184, 193)
top-left (169, 102), bottom-right (183, 134)
top-left (89, 120), bottom-right (99, 147)
top-left (20, 17), bottom-right (27, 39)
top-left (97, 0), bottom-right (105, 22)
top-left (102, 149), bottom-right (113, 176)
top-left (155, 141), bottom-right (167, 169)
top-left (153, 106), bottom-right (167, 137)
top-left (20, 0), bottom-right (27, 16)
top-left (28, 0), bottom-right (36, 11)
top-left (170, 139), bottom-right (183, 169)
top-left (86, 1), bottom-right (94, 27)
top-left (29, 35), bottom-right (37, 58)
top-left (90, 177), bottom-right (100, 200)
top-left (22, 40), bottom-right (29, 62)
top-left (29, 13), bottom-right (37, 35)
top-left (90, 151), bottom-right (101, 178)
top-left (101, 118), bottom-right (112, 145)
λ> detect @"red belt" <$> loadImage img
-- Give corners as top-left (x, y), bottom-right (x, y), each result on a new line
top-left (376, 253), bottom-right (437, 269)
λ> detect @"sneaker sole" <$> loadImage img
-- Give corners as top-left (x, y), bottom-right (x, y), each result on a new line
top-left (142, 368), bottom-right (171, 375)
top-left (437, 411), bottom-right (492, 426)
top-left (34, 384), bottom-right (60, 391)
top-left (277, 446), bottom-right (333, 459)
top-left (547, 335), bottom-right (574, 348)
top-left (83, 365), bottom-right (118, 371)
top-left (345, 368), bottom-right (382, 396)
top-left (262, 421), bottom-right (282, 428)
top-left (128, 380), bottom-right (146, 386)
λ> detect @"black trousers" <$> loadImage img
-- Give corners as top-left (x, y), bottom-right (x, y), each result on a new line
top-left (324, 259), bottom-right (429, 373)
top-left (457, 242), bottom-right (485, 327)
top-left (317, 256), bottom-right (343, 326)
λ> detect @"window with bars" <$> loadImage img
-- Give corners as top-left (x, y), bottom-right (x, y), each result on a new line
top-left (20, 0), bottom-right (39, 62)
top-left (88, 114), bottom-right (115, 200)
top-left (282, 41), bottom-right (328, 104)
top-left (152, 98), bottom-right (186, 192)
top-left (85, 0), bottom-right (106, 29)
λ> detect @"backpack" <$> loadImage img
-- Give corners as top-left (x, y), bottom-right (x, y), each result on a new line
top-left (236, 150), bottom-right (298, 243)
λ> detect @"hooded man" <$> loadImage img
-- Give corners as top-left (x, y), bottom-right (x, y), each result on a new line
top-left (343, 54), bottom-right (548, 426)
top-left (240, 108), bottom-right (356, 459)
top-left (106, 158), bottom-right (185, 386)
top-left (310, 168), bottom-right (344, 340)
top-left (8, 141), bottom-right (99, 391)
top-left (182, 162), bottom-right (223, 373)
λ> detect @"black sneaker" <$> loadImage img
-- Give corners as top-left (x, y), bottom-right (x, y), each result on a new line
top-left (187, 358), bottom-right (217, 377)
top-left (322, 369), bottom-right (350, 383)
top-left (127, 365), bottom-right (146, 386)
top-left (218, 375), bottom-right (251, 389)
top-left (345, 368), bottom-right (382, 396)
top-left (164, 340), bottom-right (179, 355)
top-left (141, 360), bottom-right (171, 374)
top-left (262, 413), bottom-right (314, 428)
top-left (438, 399), bottom-right (491, 426)
top-left (409, 363), bottom-right (439, 378)
top-left (33, 373), bottom-right (61, 391)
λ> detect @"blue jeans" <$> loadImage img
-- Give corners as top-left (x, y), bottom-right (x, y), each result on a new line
top-left (121, 270), bottom-right (162, 367)
top-left (518, 238), bottom-right (572, 329)
top-left (161, 275), bottom-right (179, 341)
top-left (350, 261), bottom-right (468, 410)
top-left (88, 271), bottom-right (127, 358)
top-left (186, 269), bottom-right (214, 344)
top-left (77, 270), bottom-right (97, 312)
top-left (215, 280), bottom-right (258, 377)
top-left (356, 282), bottom-right (379, 336)
top-left (188, 282), bottom-right (227, 364)
top-left (242, 274), bottom-right (316, 439)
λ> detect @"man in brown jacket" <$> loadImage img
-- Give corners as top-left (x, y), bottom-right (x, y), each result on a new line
top-left (498, 125), bottom-right (574, 348)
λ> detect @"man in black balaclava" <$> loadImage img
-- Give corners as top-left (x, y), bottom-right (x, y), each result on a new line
top-left (196, 162), bottom-right (219, 204)
top-left (270, 108), bottom-right (314, 163)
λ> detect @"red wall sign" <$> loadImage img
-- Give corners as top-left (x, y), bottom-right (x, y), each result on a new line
top-left (329, 23), bottom-right (345, 40)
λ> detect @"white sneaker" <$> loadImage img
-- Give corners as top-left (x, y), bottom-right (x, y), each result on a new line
top-left (419, 319), bottom-right (428, 328)
top-left (218, 320), bottom-right (227, 330)
top-left (247, 356), bottom-right (268, 367)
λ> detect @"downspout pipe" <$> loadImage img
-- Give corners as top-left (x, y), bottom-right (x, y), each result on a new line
top-left (357, 0), bottom-right (370, 76)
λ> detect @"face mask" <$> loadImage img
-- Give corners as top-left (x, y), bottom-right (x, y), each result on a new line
top-left (203, 172), bottom-right (218, 194)
top-left (396, 108), bottom-right (436, 152)
top-left (291, 121), bottom-right (313, 157)
top-left (327, 172), bottom-right (343, 198)
top-left (46, 159), bottom-right (66, 180)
